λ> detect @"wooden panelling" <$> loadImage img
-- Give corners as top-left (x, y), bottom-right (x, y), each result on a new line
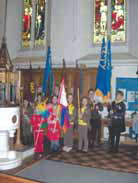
top-left (21, 68), bottom-right (98, 98)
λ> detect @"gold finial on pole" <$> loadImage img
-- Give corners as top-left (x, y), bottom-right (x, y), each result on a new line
top-left (15, 70), bottom-right (24, 150)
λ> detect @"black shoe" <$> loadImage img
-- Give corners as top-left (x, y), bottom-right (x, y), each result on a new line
top-left (108, 146), bottom-right (114, 153)
top-left (51, 148), bottom-right (60, 154)
top-left (77, 149), bottom-right (82, 153)
top-left (91, 142), bottom-right (95, 148)
top-left (114, 147), bottom-right (119, 153)
top-left (82, 150), bottom-right (88, 153)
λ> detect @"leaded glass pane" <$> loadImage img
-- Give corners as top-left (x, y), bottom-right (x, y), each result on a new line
top-left (34, 0), bottom-right (46, 48)
top-left (111, 0), bottom-right (126, 42)
top-left (21, 0), bottom-right (32, 48)
top-left (93, 0), bottom-right (108, 44)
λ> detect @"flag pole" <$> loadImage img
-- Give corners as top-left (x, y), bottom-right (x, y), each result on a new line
top-left (107, 0), bottom-right (112, 39)
top-left (15, 70), bottom-right (24, 150)
top-left (106, 0), bottom-right (112, 102)
top-left (77, 88), bottom-right (80, 116)
top-left (35, 119), bottom-right (43, 147)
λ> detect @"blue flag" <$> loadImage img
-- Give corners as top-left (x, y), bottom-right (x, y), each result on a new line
top-left (105, 38), bottom-right (112, 97)
top-left (95, 37), bottom-right (106, 98)
top-left (42, 47), bottom-right (52, 96)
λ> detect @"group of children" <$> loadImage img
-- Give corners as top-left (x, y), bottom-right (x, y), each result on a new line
top-left (31, 95), bottom-right (61, 156)
top-left (21, 89), bottom-right (126, 157)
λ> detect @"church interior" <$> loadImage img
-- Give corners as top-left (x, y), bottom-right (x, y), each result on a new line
top-left (0, 0), bottom-right (138, 182)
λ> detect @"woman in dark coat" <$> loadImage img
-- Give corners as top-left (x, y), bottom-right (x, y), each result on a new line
top-left (110, 90), bottom-right (126, 153)
top-left (21, 99), bottom-right (33, 145)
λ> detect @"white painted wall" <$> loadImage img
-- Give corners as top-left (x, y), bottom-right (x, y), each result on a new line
top-left (51, 0), bottom-right (75, 65)
top-left (0, 0), bottom-right (5, 45)
top-left (0, 0), bottom-right (137, 65)
top-left (128, 0), bottom-right (138, 58)
top-left (0, 0), bottom-right (22, 59)
top-left (51, 0), bottom-right (130, 65)
top-left (111, 0), bottom-right (138, 103)
top-left (0, 0), bottom-right (46, 61)
top-left (0, 0), bottom-right (137, 112)
top-left (6, 0), bottom-right (23, 59)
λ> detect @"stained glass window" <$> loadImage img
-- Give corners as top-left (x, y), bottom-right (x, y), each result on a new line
top-left (93, 0), bottom-right (108, 44)
top-left (21, 0), bottom-right (46, 49)
top-left (35, 0), bottom-right (46, 48)
top-left (22, 0), bottom-right (32, 48)
top-left (111, 0), bottom-right (126, 42)
top-left (93, 0), bottom-right (126, 44)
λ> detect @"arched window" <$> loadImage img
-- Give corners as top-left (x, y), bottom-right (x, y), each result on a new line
top-left (21, 0), bottom-right (47, 49)
top-left (93, 0), bottom-right (126, 44)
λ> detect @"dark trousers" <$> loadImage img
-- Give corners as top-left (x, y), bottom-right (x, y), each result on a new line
top-left (110, 128), bottom-right (121, 149)
top-left (88, 128), bottom-right (92, 145)
top-left (43, 136), bottom-right (51, 155)
top-left (108, 126), bottom-right (112, 144)
top-left (90, 119), bottom-right (101, 145)
top-left (22, 134), bottom-right (34, 146)
top-left (91, 127), bottom-right (101, 145)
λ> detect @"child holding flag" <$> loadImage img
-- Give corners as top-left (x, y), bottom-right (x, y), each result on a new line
top-left (46, 95), bottom-right (61, 153)
top-left (63, 93), bottom-right (77, 152)
top-left (30, 106), bottom-right (49, 158)
top-left (31, 95), bottom-right (50, 158)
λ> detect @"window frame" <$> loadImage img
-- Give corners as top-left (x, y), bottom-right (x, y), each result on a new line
top-left (20, 0), bottom-right (48, 51)
top-left (92, 0), bottom-right (127, 45)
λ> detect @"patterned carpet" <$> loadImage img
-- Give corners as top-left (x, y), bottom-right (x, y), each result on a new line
top-left (2, 144), bottom-right (138, 176)
top-left (47, 144), bottom-right (138, 174)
